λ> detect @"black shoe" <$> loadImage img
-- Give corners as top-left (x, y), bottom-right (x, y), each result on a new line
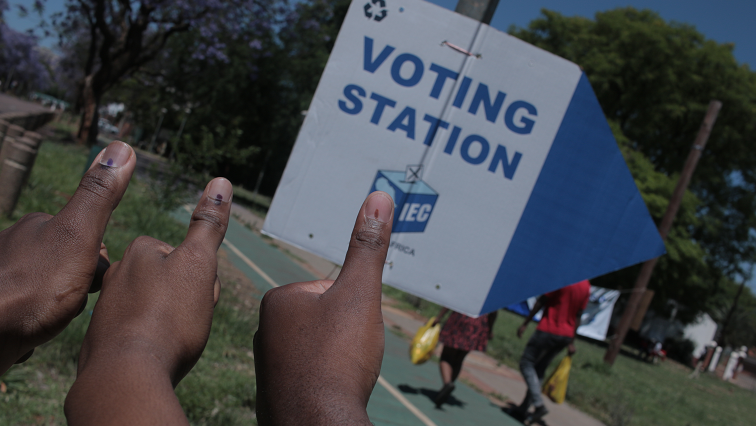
top-left (526, 405), bottom-right (548, 425)
top-left (505, 406), bottom-right (527, 422)
top-left (433, 383), bottom-right (455, 407)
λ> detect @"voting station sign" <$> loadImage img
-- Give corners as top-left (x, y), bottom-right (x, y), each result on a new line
top-left (263, 0), bottom-right (666, 316)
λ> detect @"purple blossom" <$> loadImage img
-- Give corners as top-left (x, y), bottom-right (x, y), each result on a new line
top-left (0, 23), bottom-right (50, 90)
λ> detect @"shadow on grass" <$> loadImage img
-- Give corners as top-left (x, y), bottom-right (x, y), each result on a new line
top-left (396, 384), bottom-right (467, 409)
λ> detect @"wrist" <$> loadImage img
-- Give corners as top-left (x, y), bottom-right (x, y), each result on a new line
top-left (78, 336), bottom-right (179, 382)
top-left (257, 383), bottom-right (371, 426)
top-left (67, 351), bottom-right (186, 425)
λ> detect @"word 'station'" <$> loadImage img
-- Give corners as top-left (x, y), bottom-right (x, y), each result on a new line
top-left (337, 37), bottom-right (539, 181)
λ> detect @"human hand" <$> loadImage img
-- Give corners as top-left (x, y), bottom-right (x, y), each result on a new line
top-left (517, 324), bottom-right (527, 339)
top-left (0, 141), bottom-right (135, 374)
top-left (254, 191), bottom-right (394, 426)
top-left (568, 343), bottom-right (577, 356)
top-left (64, 178), bottom-right (232, 426)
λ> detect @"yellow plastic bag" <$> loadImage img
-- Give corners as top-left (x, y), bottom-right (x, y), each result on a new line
top-left (542, 355), bottom-right (572, 404)
top-left (409, 319), bottom-right (440, 365)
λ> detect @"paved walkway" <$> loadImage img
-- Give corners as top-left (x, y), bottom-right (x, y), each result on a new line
top-left (173, 204), bottom-right (604, 426)
top-left (0, 93), bottom-right (49, 114)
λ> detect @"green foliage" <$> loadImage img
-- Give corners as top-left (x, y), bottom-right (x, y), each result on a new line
top-left (663, 336), bottom-right (696, 365)
top-left (174, 125), bottom-right (258, 176)
top-left (176, 290), bottom-right (258, 425)
top-left (381, 284), bottom-right (442, 319)
top-left (107, 21), bottom-right (285, 190)
top-left (510, 8), bottom-right (756, 321)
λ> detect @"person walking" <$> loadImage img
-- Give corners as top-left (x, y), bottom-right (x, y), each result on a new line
top-left (510, 280), bottom-right (590, 424)
top-left (431, 307), bottom-right (497, 408)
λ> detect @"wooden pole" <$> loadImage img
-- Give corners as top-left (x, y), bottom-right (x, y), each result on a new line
top-left (455, 0), bottom-right (499, 25)
top-left (0, 159), bottom-right (28, 217)
top-left (604, 100), bottom-right (722, 365)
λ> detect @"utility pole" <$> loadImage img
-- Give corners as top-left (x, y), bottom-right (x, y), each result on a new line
top-left (604, 100), bottom-right (722, 365)
top-left (455, 0), bottom-right (499, 24)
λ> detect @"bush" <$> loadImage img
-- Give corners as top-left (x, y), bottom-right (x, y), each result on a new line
top-left (664, 336), bottom-right (696, 365)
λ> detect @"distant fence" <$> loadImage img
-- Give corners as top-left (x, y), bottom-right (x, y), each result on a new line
top-left (0, 111), bottom-right (57, 216)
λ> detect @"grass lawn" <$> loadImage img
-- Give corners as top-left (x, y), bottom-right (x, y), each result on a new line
top-left (492, 310), bottom-right (755, 426)
top-left (0, 130), bottom-right (259, 425)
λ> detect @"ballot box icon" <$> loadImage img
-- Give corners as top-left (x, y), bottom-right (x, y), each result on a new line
top-left (370, 170), bottom-right (439, 233)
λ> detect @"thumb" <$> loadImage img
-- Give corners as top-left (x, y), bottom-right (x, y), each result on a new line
top-left (52, 141), bottom-right (136, 247)
top-left (326, 191), bottom-right (394, 308)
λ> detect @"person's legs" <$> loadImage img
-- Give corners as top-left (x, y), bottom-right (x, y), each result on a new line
top-left (529, 333), bottom-right (571, 423)
top-left (450, 348), bottom-right (469, 382)
top-left (439, 346), bottom-right (455, 384)
top-left (517, 330), bottom-right (551, 414)
top-left (435, 346), bottom-right (468, 407)
top-left (534, 335), bottom-right (570, 381)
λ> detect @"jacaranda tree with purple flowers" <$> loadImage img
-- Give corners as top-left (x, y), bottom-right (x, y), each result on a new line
top-left (0, 1), bottom-right (51, 93)
top-left (43, 0), bottom-right (284, 145)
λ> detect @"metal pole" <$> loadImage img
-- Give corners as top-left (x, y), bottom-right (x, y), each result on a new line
top-left (604, 100), bottom-right (722, 365)
top-left (455, 0), bottom-right (500, 24)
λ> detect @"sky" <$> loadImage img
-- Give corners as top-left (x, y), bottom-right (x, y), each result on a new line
top-left (5, 0), bottom-right (755, 68)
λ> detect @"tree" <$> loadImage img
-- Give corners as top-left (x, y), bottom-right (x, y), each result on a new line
top-left (510, 9), bottom-right (756, 321)
top-left (0, 1), bottom-right (50, 93)
top-left (102, 17), bottom-right (287, 184)
top-left (43, 0), bottom-right (283, 145)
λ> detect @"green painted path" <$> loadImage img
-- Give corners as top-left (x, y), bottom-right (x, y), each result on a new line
top-left (173, 209), bottom-right (519, 426)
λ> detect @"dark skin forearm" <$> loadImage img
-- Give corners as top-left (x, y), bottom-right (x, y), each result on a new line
top-left (517, 296), bottom-right (546, 338)
top-left (65, 351), bottom-right (188, 426)
top-left (433, 307), bottom-right (450, 325)
top-left (523, 296), bottom-right (545, 326)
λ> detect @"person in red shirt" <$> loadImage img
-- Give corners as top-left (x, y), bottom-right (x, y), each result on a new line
top-left (510, 280), bottom-right (591, 424)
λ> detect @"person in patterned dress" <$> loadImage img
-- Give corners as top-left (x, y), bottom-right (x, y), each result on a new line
top-left (431, 307), bottom-right (497, 407)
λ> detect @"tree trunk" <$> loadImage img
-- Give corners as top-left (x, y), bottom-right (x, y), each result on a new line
top-left (718, 279), bottom-right (747, 347)
top-left (77, 75), bottom-right (100, 146)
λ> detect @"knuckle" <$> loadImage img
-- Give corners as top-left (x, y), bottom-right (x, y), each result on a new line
top-left (78, 171), bottom-right (119, 205)
top-left (260, 287), bottom-right (289, 313)
top-left (128, 235), bottom-right (163, 255)
top-left (192, 208), bottom-right (227, 236)
top-left (352, 227), bottom-right (386, 252)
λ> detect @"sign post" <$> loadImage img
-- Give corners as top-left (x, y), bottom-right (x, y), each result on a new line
top-left (455, 0), bottom-right (500, 24)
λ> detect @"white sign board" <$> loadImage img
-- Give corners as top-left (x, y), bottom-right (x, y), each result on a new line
top-left (263, 0), bottom-right (665, 316)
top-left (507, 286), bottom-right (621, 341)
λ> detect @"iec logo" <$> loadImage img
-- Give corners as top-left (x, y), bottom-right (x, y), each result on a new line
top-left (370, 166), bottom-right (438, 233)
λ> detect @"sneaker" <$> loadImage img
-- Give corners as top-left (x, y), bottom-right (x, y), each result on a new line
top-left (433, 383), bottom-right (455, 407)
top-left (526, 405), bottom-right (548, 424)
top-left (505, 406), bottom-right (528, 422)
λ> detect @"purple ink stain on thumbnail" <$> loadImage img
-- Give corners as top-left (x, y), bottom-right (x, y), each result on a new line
top-left (107, 158), bottom-right (114, 166)
top-left (217, 194), bottom-right (223, 200)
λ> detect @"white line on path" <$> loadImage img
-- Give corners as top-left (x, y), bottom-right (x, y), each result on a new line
top-left (376, 375), bottom-right (439, 426)
top-left (186, 205), bottom-right (435, 425)
top-left (221, 238), bottom-right (279, 289)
